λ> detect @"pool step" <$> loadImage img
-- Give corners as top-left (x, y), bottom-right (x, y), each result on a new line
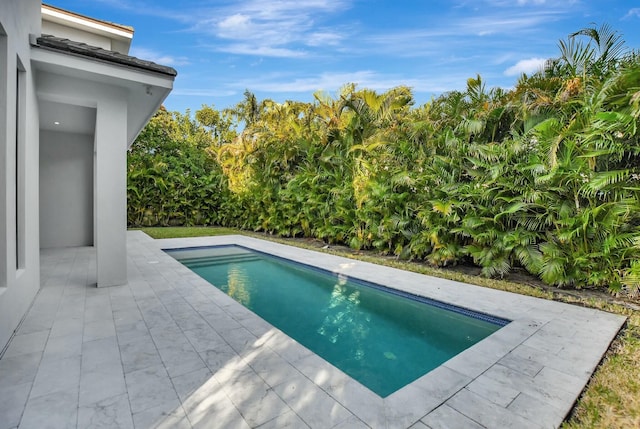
top-left (180, 253), bottom-right (261, 268)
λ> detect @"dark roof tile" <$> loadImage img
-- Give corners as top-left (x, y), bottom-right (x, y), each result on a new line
top-left (33, 35), bottom-right (177, 77)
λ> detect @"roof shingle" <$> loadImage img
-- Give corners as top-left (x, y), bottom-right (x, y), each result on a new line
top-left (33, 34), bottom-right (177, 77)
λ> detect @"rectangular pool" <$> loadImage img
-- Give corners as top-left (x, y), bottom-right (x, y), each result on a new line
top-left (166, 245), bottom-right (508, 397)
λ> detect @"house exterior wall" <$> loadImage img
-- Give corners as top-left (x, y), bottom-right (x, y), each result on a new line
top-left (95, 95), bottom-right (128, 287)
top-left (40, 130), bottom-right (94, 249)
top-left (35, 72), bottom-right (129, 288)
top-left (0, 0), bottom-right (42, 351)
top-left (0, 0), bottom-right (174, 351)
top-left (41, 5), bottom-right (132, 54)
top-left (42, 20), bottom-right (113, 51)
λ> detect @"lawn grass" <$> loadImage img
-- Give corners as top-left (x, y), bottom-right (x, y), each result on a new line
top-left (133, 226), bottom-right (640, 428)
top-left (136, 226), bottom-right (239, 239)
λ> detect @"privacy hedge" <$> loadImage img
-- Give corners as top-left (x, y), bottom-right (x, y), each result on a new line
top-left (128, 25), bottom-right (640, 294)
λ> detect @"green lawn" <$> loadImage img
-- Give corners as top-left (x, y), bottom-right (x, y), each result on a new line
top-left (136, 226), bottom-right (239, 239)
top-left (132, 226), bottom-right (640, 428)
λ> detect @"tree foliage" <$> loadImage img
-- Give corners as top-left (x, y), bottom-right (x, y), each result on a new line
top-left (128, 25), bottom-right (640, 295)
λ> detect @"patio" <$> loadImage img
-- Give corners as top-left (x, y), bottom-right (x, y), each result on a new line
top-left (0, 231), bottom-right (626, 428)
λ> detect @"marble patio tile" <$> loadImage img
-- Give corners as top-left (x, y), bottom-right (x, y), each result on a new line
top-left (125, 364), bottom-right (179, 414)
top-left (77, 393), bottom-right (134, 429)
top-left (509, 343), bottom-right (595, 379)
top-left (483, 364), bottom-right (578, 409)
top-left (82, 319), bottom-right (116, 342)
top-left (115, 319), bottom-right (151, 345)
top-left (42, 332), bottom-right (83, 362)
top-left (384, 366), bottom-right (472, 429)
top-left (148, 324), bottom-right (186, 349)
top-left (421, 404), bottom-right (484, 429)
top-left (261, 330), bottom-right (313, 364)
top-left (508, 392), bottom-right (567, 429)
top-left (2, 331), bottom-right (49, 358)
top-left (81, 336), bottom-right (121, 373)
top-left (198, 346), bottom-right (239, 374)
top-left (498, 349), bottom-right (545, 377)
top-left (0, 382), bottom-right (31, 429)
top-left (255, 409), bottom-right (311, 429)
top-left (119, 334), bottom-right (163, 374)
top-left (84, 302), bottom-right (114, 323)
top-left (331, 415), bottom-right (371, 429)
top-left (243, 347), bottom-right (299, 387)
top-left (202, 314), bottom-right (242, 335)
top-left (29, 354), bottom-right (81, 399)
top-left (231, 386), bottom-right (291, 428)
top-left (447, 388), bottom-right (544, 429)
top-left (79, 361), bottom-right (127, 406)
top-left (132, 401), bottom-right (189, 429)
top-left (157, 341), bottom-right (206, 378)
top-left (170, 367), bottom-right (214, 403)
top-left (49, 316), bottom-right (84, 339)
top-left (182, 325), bottom-right (226, 353)
top-left (172, 313), bottom-right (210, 332)
top-left (466, 373), bottom-right (521, 408)
top-left (181, 376), bottom-right (250, 429)
top-left (18, 388), bottom-right (78, 429)
top-left (0, 351), bottom-right (42, 387)
top-left (272, 372), bottom-right (353, 429)
top-left (219, 326), bottom-right (258, 355)
top-left (15, 313), bottom-right (55, 336)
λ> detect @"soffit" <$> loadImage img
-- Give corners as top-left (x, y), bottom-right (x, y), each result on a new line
top-left (31, 38), bottom-right (175, 144)
top-left (39, 99), bottom-right (95, 135)
top-left (35, 35), bottom-right (176, 77)
top-left (41, 3), bottom-right (133, 41)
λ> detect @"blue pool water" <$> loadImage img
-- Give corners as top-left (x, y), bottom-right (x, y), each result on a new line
top-left (166, 245), bottom-right (508, 397)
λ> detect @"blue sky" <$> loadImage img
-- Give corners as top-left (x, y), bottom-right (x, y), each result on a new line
top-left (47, 0), bottom-right (640, 114)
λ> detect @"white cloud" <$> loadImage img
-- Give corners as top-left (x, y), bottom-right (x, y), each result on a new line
top-left (217, 44), bottom-right (307, 58)
top-left (128, 47), bottom-right (189, 66)
top-left (171, 88), bottom-right (237, 97)
top-left (306, 31), bottom-right (343, 47)
top-left (504, 57), bottom-right (547, 76)
top-left (229, 70), bottom-right (468, 94)
top-left (461, 11), bottom-right (564, 36)
top-left (189, 0), bottom-right (352, 57)
top-left (217, 14), bottom-right (253, 35)
top-left (485, 0), bottom-right (548, 6)
top-left (624, 8), bottom-right (640, 19)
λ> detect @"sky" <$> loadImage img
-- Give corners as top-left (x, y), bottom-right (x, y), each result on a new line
top-left (47, 0), bottom-right (640, 114)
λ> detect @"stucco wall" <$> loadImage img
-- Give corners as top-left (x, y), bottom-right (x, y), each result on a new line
top-left (0, 0), bottom-right (42, 351)
top-left (35, 73), bottom-right (129, 287)
top-left (40, 130), bottom-right (94, 249)
top-left (42, 20), bottom-right (112, 51)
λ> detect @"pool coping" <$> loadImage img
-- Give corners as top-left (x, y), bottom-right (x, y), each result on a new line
top-left (153, 234), bottom-right (626, 428)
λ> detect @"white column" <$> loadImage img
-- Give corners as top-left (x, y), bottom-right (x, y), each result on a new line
top-left (95, 94), bottom-right (127, 287)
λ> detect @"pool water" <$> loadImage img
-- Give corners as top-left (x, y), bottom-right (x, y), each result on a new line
top-left (166, 245), bottom-right (507, 397)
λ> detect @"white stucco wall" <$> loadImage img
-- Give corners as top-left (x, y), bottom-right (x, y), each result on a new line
top-left (42, 20), bottom-right (112, 50)
top-left (40, 129), bottom-right (94, 249)
top-left (95, 96), bottom-right (128, 287)
top-left (41, 6), bottom-right (132, 54)
top-left (0, 0), bottom-right (42, 351)
top-left (35, 73), bottom-right (129, 288)
top-left (0, 0), bottom-right (173, 350)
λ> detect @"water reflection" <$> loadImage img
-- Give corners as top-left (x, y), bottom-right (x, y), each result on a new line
top-left (317, 277), bottom-right (370, 361)
top-left (225, 265), bottom-right (251, 306)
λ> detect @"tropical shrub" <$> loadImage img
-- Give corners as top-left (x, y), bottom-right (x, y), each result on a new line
top-left (127, 25), bottom-right (640, 295)
top-left (127, 107), bottom-right (233, 227)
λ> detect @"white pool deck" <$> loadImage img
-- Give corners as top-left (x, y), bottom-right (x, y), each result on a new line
top-left (0, 231), bottom-right (626, 429)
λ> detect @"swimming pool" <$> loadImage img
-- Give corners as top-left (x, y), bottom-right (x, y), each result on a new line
top-left (166, 245), bottom-right (508, 397)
